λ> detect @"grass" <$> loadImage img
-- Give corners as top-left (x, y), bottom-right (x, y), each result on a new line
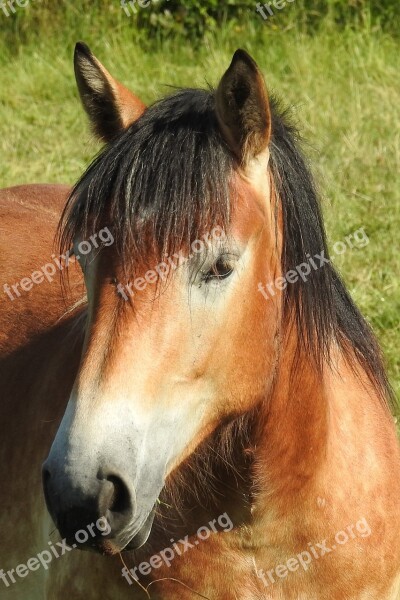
top-left (0, 14), bottom-right (399, 406)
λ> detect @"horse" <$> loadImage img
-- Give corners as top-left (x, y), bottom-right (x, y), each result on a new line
top-left (0, 42), bottom-right (399, 600)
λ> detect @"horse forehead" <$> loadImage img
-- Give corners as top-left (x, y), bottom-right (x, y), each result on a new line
top-left (229, 174), bottom-right (273, 241)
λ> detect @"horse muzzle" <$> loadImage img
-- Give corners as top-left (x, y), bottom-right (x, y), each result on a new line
top-left (42, 459), bottom-right (161, 553)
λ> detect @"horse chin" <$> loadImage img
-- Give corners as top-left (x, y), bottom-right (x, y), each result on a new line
top-left (90, 506), bottom-right (157, 555)
top-left (125, 507), bottom-right (156, 550)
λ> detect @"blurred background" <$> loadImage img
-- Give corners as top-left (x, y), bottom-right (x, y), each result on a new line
top-left (0, 0), bottom-right (399, 403)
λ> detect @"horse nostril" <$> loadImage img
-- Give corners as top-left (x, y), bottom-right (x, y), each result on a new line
top-left (108, 475), bottom-right (132, 514)
top-left (42, 466), bottom-right (51, 486)
top-left (42, 465), bottom-right (53, 512)
top-left (99, 473), bottom-right (134, 519)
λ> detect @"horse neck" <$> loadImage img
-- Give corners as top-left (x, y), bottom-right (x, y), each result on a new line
top-left (251, 325), bottom-right (399, 545)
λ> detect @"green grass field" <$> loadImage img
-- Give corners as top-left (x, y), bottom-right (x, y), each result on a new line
top-left (0, 9), bottom-right (399, 405)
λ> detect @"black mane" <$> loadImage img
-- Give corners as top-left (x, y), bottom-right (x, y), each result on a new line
top-left (59, 87), bottom-right (392, 406)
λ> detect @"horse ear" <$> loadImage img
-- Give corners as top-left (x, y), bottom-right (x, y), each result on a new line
top-left (74, 42), bottom-right (146, 143)
top-left (215, 49), bottom-right (271, 166)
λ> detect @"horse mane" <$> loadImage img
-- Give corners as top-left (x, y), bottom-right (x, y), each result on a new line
top-left (58, 87), bottom-right (393, 408)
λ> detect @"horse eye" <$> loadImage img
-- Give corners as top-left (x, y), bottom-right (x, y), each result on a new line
top-left (202, 257), bottom-right (234, 283)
